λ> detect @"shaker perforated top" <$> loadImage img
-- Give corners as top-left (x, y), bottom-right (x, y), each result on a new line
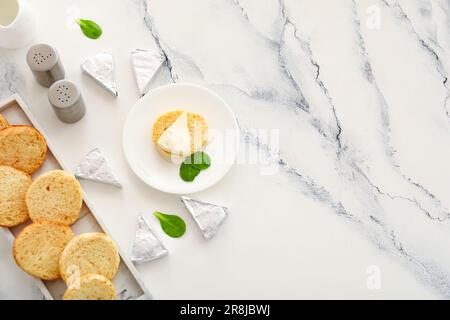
top-left (26, 44), bottom-right (59, 72)
top-left (48, 80), bottom-right (81, 109)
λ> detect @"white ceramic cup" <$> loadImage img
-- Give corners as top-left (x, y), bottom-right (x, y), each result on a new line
top-left (0, 0), bottom-right (36, 49)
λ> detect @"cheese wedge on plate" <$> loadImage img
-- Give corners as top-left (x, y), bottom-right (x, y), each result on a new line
top-left (157, 111), bottom-right (192, 159)
top-left (153, 110), bottom-right (208, 163)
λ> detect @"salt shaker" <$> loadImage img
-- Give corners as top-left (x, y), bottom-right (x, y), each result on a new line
top-left (26, 43), bottom-right (65, 87)
top-left (48, 80), bottom-right (86, 123)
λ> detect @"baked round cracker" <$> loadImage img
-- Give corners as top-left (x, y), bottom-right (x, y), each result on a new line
top-left (59, 233), bottom-right (120, 283)
top-left (13, 221), bottom-right (74, 280)
top-left (0, 114), bottom-right (9, 130)
top-left (0, 125), bottom-right (47, 174)
top-left (0, 165), bottom-right (32, 227)
top-left (63, 273), bottom-right (116, 300)
top-left (26, 170), bottom-right (82, 226)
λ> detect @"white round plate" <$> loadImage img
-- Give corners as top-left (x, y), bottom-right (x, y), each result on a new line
top-left (123, 83), bottom-right (240, 194)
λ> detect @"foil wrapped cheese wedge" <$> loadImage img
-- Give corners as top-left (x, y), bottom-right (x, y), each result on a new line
top-left (131, 49), bottom-right (164, 96)
top-left (181, 196), bottom-right (229, 239)
top-left (81, 52), bottom-right (118, 96)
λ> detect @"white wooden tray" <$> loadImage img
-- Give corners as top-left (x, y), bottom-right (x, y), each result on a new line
top-left (0, 94), bottom-right (152, 300)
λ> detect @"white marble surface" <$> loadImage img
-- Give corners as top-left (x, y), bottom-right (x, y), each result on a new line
top-left (1, 0), bottom-right (450, 299)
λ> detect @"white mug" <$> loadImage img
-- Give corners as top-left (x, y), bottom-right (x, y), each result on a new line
top-left (0, 0), bottom-right (36, 49)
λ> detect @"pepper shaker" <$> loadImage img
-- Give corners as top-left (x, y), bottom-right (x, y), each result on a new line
top-left (26, 43), bottom-right (65, 87)
top-left (48, 80), bottom-right (86, 123)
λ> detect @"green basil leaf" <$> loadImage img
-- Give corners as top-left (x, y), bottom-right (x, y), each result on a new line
top-left (180, 162), bottom-right (201, 182)
top-left (76, 19), bottom-right (103, 39)
top-left (153, 211), bottom-right (186, 238)
top-left (184, 151), bottom-right (211, 170)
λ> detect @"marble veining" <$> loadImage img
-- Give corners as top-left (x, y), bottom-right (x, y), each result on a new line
top-left (138, 0), bottom-right (450, 296)
top-left (0, 58), bottom-right (24, 101)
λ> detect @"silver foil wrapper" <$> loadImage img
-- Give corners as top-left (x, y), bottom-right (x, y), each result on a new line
top-left (131, 215), bottom-right (168, 264)
top-left (81, 52), bottom-right (118, 96)
top-left (131, 49), bottom-right (164, 96)
top-left (181, 196), bottom-right (229, 239)
top-left (75, 148), bottom-right (121, 187)
top-left (117, 289), bottom-right (131, 300)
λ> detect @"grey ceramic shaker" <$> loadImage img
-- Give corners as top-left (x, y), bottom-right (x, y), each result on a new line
top-left (26, 43), bottom-right (65, 87)
top-left (48, 80), bottom-right (86, 123)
